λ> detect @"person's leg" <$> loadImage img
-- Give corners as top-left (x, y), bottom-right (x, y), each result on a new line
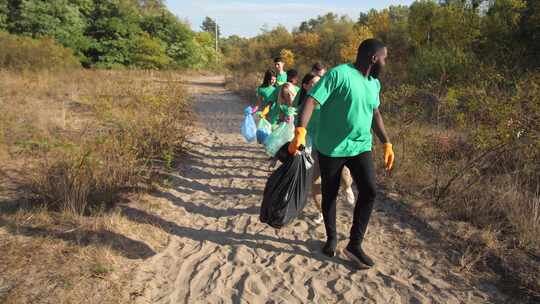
top-left (318, 152), bottom-right (347, 256)
top-left (340, 167), bottom-right (355, 205)
top-left (343, 151), bottom-right (377, 267)
top-left (311, 150), bottom-right (323, 224)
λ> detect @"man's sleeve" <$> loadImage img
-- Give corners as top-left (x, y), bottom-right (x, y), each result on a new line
top-left (308, 70), bottom-right (336, 106)
top-left (373, 79), bottom-right (381, 109)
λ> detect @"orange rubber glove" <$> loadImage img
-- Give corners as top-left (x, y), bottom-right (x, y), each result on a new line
top-left (288, 127), bottom-right (307, 155)
top-left (382, 143), bottom-right (395, 171)
top-left (261, 105), bottom-right (270, 118)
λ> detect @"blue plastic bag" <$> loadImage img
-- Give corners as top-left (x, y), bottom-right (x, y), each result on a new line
top-left (264, 119), bottom-right (295, 157)
top-left (241, 107), bottom-right (257, 143)
top-left (256, 117), bottom-right (272, 144)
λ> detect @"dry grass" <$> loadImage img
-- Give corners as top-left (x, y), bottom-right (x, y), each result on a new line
top-left (0, 69), bottom-right (191, 303)
top-left (376, 121), bottom-right (540, 301)
top-left (0, 69), bottom-right (191, 213)
top-left (225, 72), bottom-right (260, 101)
top-left (0, 197), bottom-right (169, 303)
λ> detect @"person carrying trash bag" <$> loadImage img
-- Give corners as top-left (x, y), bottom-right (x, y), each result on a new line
top-left (262, 69), bottom-right (300, 126)
top-left (289, 39), bottom-right (395, 268)
top-left (256, 70), bottom-right (277, 110)
top-left (255, 70), bottom-right (278, 144)
top-left (295, 72), bottom-right (356, 226)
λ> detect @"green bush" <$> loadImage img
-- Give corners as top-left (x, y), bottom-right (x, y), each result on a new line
top-left (130, 32), bottom-right (172, 69)
top-left (0, 31), bottom-right (80, 70)
top-left (408, 46), bottom-right (477, 84)
top-left (0, 1), bottom-right (7, 31)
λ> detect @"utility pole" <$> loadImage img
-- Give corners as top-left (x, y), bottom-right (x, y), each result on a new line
top-left (215, 17), bottom-right (218, 53)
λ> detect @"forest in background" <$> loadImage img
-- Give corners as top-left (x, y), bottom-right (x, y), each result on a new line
top-left (0, 0), bottom-right (220, 69)
top-left (223, 0), bottom-right (540, 298)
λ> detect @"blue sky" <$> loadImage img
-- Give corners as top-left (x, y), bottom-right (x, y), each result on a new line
top-left (166, 0), bottom-right (415, 37)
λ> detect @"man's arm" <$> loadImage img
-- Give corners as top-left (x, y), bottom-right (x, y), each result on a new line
top-left (299, 97), bottom-right (318, 127)
top-left (372, 108), bottom-right (390, 144)
top-left (288, 96), bottom-right (318, 154)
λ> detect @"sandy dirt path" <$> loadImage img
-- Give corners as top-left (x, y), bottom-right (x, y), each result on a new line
top-left (126, 76), bottom-right (507, 304)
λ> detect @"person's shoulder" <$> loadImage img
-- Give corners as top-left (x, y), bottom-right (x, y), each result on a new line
top-left (331, 63), bottom-right (355, 72)
top-left (370, 77), bottom-right (381, 89)
top-left (325, 64), bottom-right (354, 79)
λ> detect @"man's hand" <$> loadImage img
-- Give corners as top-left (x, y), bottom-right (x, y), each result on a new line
top-left (382, 143), bottom-right (394, 171)
top-left (288, 127), bottom-right (307, 155)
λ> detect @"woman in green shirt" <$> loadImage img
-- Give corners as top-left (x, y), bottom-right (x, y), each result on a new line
top-left (264, 69), bottom-right (300, 125)
top-left (256, 69), bottom-right (277, 110)
top-left (289, 39), bottom-right (395, 268)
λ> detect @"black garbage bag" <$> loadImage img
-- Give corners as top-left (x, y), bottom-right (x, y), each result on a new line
top-left (260, 143), bottom-right (314, 229)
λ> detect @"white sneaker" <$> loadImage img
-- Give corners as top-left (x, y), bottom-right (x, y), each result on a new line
top-left (314, 213), bottom-right (324, 224)
top-left (345, 188), bottom-right (355, 206)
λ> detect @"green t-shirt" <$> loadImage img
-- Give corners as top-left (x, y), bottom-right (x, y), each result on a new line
top-left (257, 86), bottom-right (277, 106)
top-left (267, 84), bottom-right (300, 125)
top-left (308, 63), bottom-right (381, 157)
top-left (276, 72), bottom-right (287, 85)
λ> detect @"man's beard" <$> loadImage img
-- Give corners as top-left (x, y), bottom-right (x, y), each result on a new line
top-left (370, 62), bottom-right (383, 79)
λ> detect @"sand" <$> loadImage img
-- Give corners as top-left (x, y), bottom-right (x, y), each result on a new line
top-left (126, 76), bottom-right (507, 304)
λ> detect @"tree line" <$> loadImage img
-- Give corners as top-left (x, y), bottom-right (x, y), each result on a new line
top-left (0, 0), bottom-right (221, 69)
top-left (222, 0), bottom-right (539, 85)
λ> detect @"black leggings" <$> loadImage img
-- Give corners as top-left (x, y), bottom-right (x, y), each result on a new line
top-left (318, 151), bottom-right (376, 244)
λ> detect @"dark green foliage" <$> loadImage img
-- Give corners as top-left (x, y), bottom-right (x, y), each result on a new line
top-left (0, 0), bottom-right (221, 69)
top-left (0, 0), bottom-right (8, 30)
top-left (140, 11), bottom-right (198, 67)
top-left (130, 31), bottom-right (170, 69)
top-left (6, 0), bottom-right (90, 58)
top-left (201, 16), bottom-right (220, 37)
top-left (83, 0), bottom-right (142, 68)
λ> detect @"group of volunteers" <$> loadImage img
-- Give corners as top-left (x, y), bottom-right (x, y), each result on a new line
top-left (254, 39), bottom-right (395, 268)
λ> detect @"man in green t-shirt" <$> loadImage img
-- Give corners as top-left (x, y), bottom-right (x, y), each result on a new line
top-left (289, 39), bottom-right (395, 268)
top-left (274, 57), bottom-right (288, 85)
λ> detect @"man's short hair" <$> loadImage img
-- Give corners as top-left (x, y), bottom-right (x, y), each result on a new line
top-left (312, 62), bottom-right (325, 72)
top-left (274, 57), bottom-right (283, 63)
top-left (287, 69), bottom-right (299, 82)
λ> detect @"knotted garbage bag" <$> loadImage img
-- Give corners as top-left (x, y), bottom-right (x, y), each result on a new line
top-left (240, 106), bottom-right (257, 143)
top-left (260, 144), bottom-right (313, 229)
